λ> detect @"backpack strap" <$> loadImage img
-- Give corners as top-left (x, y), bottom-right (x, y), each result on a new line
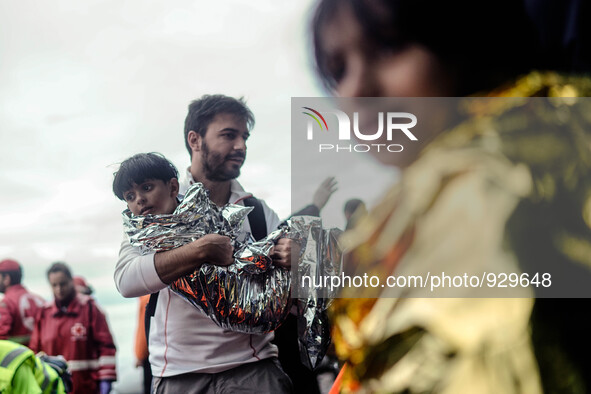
top-left (244, 196), bottom-right (268, 241)
top-left (144, 292), bottom-right (159, 350)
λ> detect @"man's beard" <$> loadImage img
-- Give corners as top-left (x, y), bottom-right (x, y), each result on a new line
top-left (201, 141), bottom-right (245, 182)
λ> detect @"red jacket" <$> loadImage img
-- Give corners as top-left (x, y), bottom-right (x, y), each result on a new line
top-left (29, 293), bottom-right (117, 394)
top-left (0, 284), bottom-right (45, 345)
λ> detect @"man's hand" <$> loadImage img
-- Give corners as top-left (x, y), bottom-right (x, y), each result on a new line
top-left (312, 176), bottom-right (338, 211)
top-left (155, 234), bottom-right (234, 284)
top-left (271, 238), bottom-right (300, 270)
top-left (193, 234), bottom-right (234, 266)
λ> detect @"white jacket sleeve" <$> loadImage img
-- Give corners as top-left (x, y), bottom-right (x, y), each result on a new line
top-left (114, 235), bottom-right (167, 298)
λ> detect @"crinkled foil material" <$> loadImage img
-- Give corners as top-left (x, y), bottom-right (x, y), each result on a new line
top-left (288, 216), bottom-right (343, 370)
top-left (123, 183), bottom-right (291, 333)
top-left (123, 183), bottom-right (343, 368)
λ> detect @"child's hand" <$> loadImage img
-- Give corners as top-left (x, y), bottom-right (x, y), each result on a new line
top-left (193, 234), bottom-right (234, 266)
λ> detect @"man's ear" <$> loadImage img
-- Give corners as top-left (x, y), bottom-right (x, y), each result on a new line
top-left (169, 178), bottom-right (180, 198)
top-left (187, 130), bottom-right (202, 152)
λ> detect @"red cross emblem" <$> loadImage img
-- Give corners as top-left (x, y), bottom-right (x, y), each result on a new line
top-left (71, 322), bottom-right (87, 339)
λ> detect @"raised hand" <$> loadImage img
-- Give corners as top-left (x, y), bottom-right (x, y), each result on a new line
top-left (312, 176), bottom-right (338, 210)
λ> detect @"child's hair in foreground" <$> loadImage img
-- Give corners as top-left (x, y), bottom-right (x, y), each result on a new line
top-left (112, 152), bottom-right (179, 200)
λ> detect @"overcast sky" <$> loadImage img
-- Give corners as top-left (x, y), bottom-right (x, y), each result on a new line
top-left (0, 1), bottom-right (396, 388)
top-left (0, 0), bottom-right (323, 286)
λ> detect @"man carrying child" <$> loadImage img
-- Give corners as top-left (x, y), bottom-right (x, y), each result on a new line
top-left (113, 95), bottom-right (294, 393)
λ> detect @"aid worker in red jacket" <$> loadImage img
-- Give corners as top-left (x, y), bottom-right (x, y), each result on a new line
top-left (30, 262), bottom-right (117, 394)
top-left (0, 259), bottom-right (45, 346)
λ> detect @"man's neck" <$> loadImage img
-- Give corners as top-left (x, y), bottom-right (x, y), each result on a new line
top-left (202, 179), bottom-right (232, 207)
top-left (190, 167), bottom-right (232, 206)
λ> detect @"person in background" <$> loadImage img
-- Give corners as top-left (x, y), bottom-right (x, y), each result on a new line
top-left (0, 339), bottom-right (69, 394)
top-left (311, 0), bottom-right (591, 392)
top-left (0, 259), bottom-right (45, 346)
top-left (30, 262), bottom-right (117, 394)
top-left (343, 198), bottom-right (366, 230)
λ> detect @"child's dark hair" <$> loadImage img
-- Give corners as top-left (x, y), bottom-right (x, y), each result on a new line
top-left (113, 153), bottom-right (179, 200)
top-left (311, 0), bottom-right (539, 96)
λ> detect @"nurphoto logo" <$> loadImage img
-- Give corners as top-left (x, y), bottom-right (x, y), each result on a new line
top-left (302, 107), bottom-right (418, 153)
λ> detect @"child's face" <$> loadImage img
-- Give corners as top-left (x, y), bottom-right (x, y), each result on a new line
top-left (318, 4), bottom-right (454, 98)
top-left (123, 178), bottom-right (179, 216)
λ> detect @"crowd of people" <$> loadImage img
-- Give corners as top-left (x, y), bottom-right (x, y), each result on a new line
top-left (3, 0), bottom-right (591, 393)
top-left (0, 260), bottom-right (116, 393)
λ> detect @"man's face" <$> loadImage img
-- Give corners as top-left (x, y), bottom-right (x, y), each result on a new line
top-left (123, 178), bottom-right (179, 216)
top-left (48, 272), bottom-right (76, 302)
top-left (199, 113), bottom-right (249, 182)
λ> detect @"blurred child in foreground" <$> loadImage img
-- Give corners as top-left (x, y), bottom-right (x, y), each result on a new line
top-left (311, 0), bottom-right (591, 392)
